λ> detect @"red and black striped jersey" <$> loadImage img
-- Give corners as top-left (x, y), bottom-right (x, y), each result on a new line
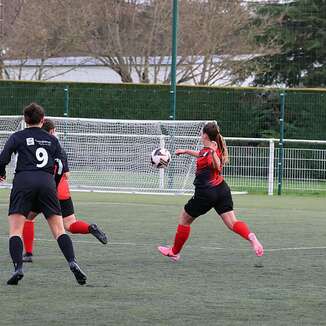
top-left (193, 147), bottom-right (224, 188)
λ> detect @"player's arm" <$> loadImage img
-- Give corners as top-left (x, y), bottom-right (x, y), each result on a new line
top-left (60, 148), bottom-right (70, 177)
top-left (53, 139), bottom-right (65, 187)
top-left (175, 149), bottom-right (200, 157)
top-left (0, 135), bottom-right (17, 181)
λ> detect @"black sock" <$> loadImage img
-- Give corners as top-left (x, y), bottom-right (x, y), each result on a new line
top-left (9, 236), bottom-right (23, 270)
top-left (57, 234), bottom-right (75, 263)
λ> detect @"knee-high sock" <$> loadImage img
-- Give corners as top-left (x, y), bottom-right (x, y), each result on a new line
top-left (23, 220), bottom-right (34, 254)
top-left (172, 224), bottom-right (191, 255)
top-left (9, 236), bottom-right (23, 270)
top-left (57, 234), bottom-right (76, 263)
top-left (68, 220), bottom-right (90, 234)
top-left (232, 220), bottom-right (251, 240)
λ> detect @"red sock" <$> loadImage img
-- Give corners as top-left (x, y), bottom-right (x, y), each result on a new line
top-left (172, 224), bottom-right (191, 254)
top-left (68, 220), bottom-right (90, 234)
top-left (23, 220), bottom-right (35, 254)
top-left (232, 220), bottom-right (251, 240)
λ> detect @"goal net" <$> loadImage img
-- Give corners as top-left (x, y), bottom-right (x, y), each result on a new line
top-left (0, 116), bottom-right (25, 185)
top-left (51, 117), bottom-right (206, 193)
top-left (1, 116), bottom-right (324, 194)
top-left (0, 116), bottom-right (206, 194)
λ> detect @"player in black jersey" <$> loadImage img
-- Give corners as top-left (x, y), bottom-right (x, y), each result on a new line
top-left (0, 103), bottom-right (87, 285)
top-left (22, 118), bottom-right (108, 263)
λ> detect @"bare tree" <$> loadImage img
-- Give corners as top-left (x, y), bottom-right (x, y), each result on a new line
top-left (3, 0), bottom-right (279, 84)
top-left (5, 0), bottom-right (84, 80)
top-left (176, 0), bottom-right (280, 85)
top-left (71, 0), bottom-right (172, 83)
top-left (0, 0), bottom-right (25, 79)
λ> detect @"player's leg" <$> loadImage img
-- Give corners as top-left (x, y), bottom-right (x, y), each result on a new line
top-left (158, 190), bottom-right (211, 261)
top-left (46, 214), bottom-right (87, 285)
top-left (6, 179), bottom-right (35, 285)
top-left (61, 198), bottom-right (108, 244)
top-left (158, 208), bottom-right (193, 261)
top-left (220, 210), bottom-right (264, 257)
top-left (214, 181), bottom-right (264, 257)
top-left (7, 214), bottom-right (25, 285)
top-left (22, 212), bottom-right (37, 263)
top-left (39, 181), bottom-right (87, 285)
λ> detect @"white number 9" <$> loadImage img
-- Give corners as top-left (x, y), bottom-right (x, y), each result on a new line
top-left (36, 147), bottom-right (49, 168)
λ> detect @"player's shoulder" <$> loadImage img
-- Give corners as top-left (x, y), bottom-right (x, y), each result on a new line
top-left (199, 147), bottom-right (211, 156)
top-left (15, 128), bottom-right (59, 146)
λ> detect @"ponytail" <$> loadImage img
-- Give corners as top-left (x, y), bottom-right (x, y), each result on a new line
top-left (203, 121), bottom-right (229, 164)
top-left (216, 133), bottom-right (229, 165)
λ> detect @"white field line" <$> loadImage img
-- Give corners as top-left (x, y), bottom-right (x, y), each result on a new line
top-left (0, 235), bottom-right (324, 253)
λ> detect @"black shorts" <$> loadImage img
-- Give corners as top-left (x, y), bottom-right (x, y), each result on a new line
top-left (184, 181), bottom-right (233, 218)
top-left (60, 198), bottom-right (74, 218)
top-left (31, 198), bottom-right (74, 219)
top-left (9, 171), bottom-right (61, 219)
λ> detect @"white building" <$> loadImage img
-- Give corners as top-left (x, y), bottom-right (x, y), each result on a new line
top-left (3, 56), bottom-right (254, 86)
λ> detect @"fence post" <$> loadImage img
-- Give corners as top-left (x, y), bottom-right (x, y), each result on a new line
top-left (169, 0), bottom-right (178, 120)
top-left (268, 139), bottom-right (275, 195)
top-left (278, 93), bottom-right (285, 195)
top-left (64, 85), bottom-right (69, 117)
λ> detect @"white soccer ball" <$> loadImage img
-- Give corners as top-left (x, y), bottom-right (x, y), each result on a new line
top-left (151, 148), bottom-right (171, 168)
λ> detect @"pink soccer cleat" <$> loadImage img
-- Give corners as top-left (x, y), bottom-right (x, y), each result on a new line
top-left (248, 233), bottom-right (264, 257)
top-left (158, 246), bottom-right (180, 262)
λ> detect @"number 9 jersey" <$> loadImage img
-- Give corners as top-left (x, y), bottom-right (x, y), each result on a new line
top-left (0, 127), bottom-right (63, 177)
top-left (0, 127), bottom-right (64, 219)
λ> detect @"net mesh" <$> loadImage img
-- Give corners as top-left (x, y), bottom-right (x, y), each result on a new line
top-left (50, 118), bottom-right (206, 193)
top-left (0, 116), bottom-right (325, 194)
top-left (0, 116), bottom-right (23, 185)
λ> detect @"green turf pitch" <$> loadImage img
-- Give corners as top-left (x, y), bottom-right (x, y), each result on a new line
top-left (0, 190), bottom-right (325, 326)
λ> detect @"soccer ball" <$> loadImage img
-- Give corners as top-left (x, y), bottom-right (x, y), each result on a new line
top-left (151, 148), bottom-right (171, 168)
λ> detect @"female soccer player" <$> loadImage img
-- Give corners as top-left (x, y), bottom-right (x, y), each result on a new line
top-left (0, 103), bottom-right (87, 285)
top-left (22, 119), bottom-right (108, 263)
top-left (158, 121), bottom-right (264, 261)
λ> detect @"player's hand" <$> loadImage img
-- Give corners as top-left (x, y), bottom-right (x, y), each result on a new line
top-left (175, 149), bottom-right (186, 156)
top-left (0, 175), bottom-right (6, 183)
top-left (208, 141), bottom-right (217, 151)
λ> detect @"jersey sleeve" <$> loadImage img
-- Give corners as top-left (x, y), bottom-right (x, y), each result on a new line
top-left (53, 139), bottom-right (65, 187)
top-left (0, 134), bottom-right (17, 177)
top-left (61, 148), bottom-right (70, 173)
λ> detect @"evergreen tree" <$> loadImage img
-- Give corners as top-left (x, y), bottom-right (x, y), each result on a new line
top-left (247, 0), bottom-right (326, 87)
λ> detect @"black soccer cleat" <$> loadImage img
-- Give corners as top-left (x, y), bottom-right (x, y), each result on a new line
top-left (23, 252), bottom-right (33, 263)
top-left (7, 268), bottom-right (24, 285)
top-left (89, 224), bottom-right (108, 244)
top-left (69, 261), bottom-right (87, 285)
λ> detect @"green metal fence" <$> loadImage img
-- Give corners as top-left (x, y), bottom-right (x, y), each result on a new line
top-left (0, 81), bottom-right (325, 140)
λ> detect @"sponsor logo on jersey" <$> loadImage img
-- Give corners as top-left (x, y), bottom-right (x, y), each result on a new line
top-left (26, 138), bottom-right (35, 146)
top-left (35, 139), bottom-right (52, 146)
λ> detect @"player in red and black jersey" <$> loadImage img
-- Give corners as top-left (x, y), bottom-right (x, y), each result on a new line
top-left (22, 119), bottom-right (108, 263)
top-left (158, 121), bottom-right (264, 261)
top-left (0, 103), bottom-right (86, 285)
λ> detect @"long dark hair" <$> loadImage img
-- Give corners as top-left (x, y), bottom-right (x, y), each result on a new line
top-left (42, 119), bottom-right (56, 132)
top-left (202, 121), bottom-right (229, 164)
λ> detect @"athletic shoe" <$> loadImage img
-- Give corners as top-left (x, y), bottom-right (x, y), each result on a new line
top-left (69, 261), bottom-right (87, 285)
top-left (158, 246), bottom-right (180, 262)
top-left (248, 233), bottom-right (264, 257)
top-left (23, 252), bottom-right (33, 263)
top-left (89, 224), bottom-right (108, 244)
top-left (7, 268), bottom-right (24, 285)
